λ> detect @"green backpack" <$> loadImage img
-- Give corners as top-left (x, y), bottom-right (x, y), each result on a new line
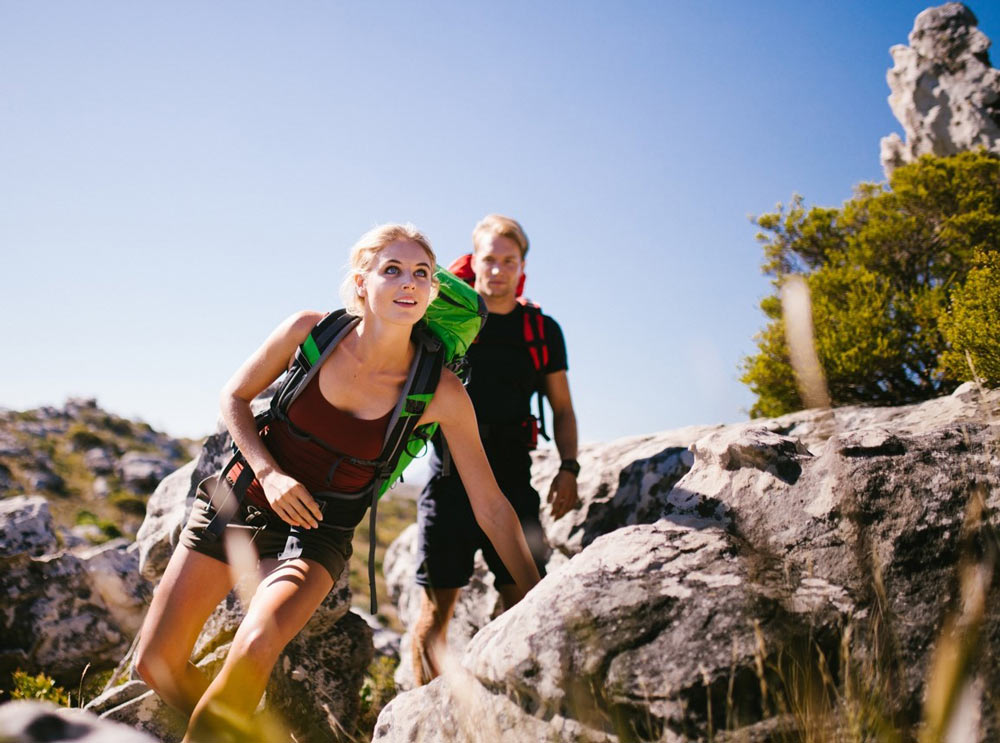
top-left (205, 266), bottom-right (486, 611)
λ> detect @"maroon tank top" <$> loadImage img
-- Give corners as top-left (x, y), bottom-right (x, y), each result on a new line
top-left (232, 373), bottom-right (392, 511)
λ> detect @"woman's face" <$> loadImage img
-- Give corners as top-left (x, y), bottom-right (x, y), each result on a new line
top-left (358, 239), bottom-right (434, 324)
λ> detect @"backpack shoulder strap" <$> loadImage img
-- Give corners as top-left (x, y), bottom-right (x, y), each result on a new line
top-left (517, 299), bottom-right (552, 442)
top-left (270, 310), bottom-right (359, 420)
top-left (518, 299), bottom-right (550, 372)
top-left (364, 324), bottom-right (445, 613)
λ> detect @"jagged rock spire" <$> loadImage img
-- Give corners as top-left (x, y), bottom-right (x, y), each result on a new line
top-left (881, 3), bottom-right (1000, 176)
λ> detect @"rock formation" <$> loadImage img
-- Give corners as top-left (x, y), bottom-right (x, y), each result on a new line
top-left (378, 382), bottom-right (1000, 742)
top-left (881, 3), bottom-right (1000, 176)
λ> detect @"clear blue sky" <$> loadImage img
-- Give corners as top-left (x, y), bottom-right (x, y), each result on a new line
top-left (3, 1), bottom-right (998, 443)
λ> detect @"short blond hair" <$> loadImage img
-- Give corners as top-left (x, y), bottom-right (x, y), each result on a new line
top-left (339, 223), bottom-right (438, 316)
top-left (472, 214), bottom-right (529, 258)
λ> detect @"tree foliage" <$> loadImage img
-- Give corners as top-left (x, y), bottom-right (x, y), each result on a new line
top-left (741, 151), bottom-right (1000, 418)
top-left (940, 250), bottom-right (1000, 385)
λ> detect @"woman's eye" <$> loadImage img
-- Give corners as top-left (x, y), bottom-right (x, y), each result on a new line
top-left (384, 265), bottom-right (399, 275)
top-left (415, 269), bottom-right (428, 278)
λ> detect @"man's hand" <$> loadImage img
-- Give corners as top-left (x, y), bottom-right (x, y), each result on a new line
top-left (547, 470), bottom-right (578, 519)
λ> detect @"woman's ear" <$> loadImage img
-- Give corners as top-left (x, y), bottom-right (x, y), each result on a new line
top-left (355, 275), bottom-right (366, 296)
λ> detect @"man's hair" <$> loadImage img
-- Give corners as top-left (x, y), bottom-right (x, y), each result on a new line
top-left (472, 214), bottom-right (529, 258)
top-left (339, 223), bottom-right (438, 316)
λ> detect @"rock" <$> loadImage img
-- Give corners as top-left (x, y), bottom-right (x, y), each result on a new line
top-left (880, 3), bottom-right (1000, 176)
top-left (0, 495), bottom-right (58, 558)
top-left (117, 451), bottom-right (175, 493)
top-left (0, 549), bottom-right (131, 687)
top-left (92, 476), bottom-right (110, 498)
top-left (354, 608), bottom-right (403, 662)
top-left (78, 540), bottom-right (152, 638)
top-left (84, 447), bottom-right (115, 475)
top-left (24, 469), bottom-right (65, 494)
top-left (135, 459), bottom-right (201, 581)
top-left (0, 700), bottom-right (158, 743)
top-left (379, 385), bottom-right (1000, 742)
top-left (531, 424), bottom-right (720, 558)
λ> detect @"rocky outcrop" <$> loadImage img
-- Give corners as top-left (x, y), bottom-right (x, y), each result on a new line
top-left (881, 3), bottom-right (1000, 176)
top-left (378, 383), bottom-right (1000, 742)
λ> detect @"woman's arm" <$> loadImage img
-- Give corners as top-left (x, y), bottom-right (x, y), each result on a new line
top-left (219, 311), bottom-right (325, 530)
top-left (424, 371), bottom-right (542, 600)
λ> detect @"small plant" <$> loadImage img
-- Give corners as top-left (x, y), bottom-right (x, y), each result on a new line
top-left (10, 670), bottom-right (70, 706)
top-left (354, 656), bottom-right (399, 741)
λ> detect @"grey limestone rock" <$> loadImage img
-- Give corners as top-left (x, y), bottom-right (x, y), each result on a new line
top-left (881, 2), bottom-right (1000, 175)
top-left (378, 384), bottom-right (1000, 742)
top-left (0, 495), bottom-right (58, 558)
top-left (116, 451), bottom-right (176, 493)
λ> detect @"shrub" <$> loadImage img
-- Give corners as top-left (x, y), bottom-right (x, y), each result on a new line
top-left (939, 250), bottom-right (1000, 385)
top-left (742, 151), bottom-right (1000, 416)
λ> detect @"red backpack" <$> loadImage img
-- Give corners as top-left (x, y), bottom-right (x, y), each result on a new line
top-left (448, 254), bottom-right (551, 446)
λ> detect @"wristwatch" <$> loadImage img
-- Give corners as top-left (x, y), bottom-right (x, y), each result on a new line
top-left (559, 459), bottom-right (581, 477)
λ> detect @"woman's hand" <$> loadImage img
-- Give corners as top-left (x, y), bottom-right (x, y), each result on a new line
top-left (260, 469), bottom-right (322, 529)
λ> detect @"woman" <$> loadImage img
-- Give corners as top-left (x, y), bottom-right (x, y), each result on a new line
top-left (135, 223), bottom-right (542, 741)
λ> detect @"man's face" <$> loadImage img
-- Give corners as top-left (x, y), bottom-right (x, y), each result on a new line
top-left (471, 234), bottom-right (524, 300)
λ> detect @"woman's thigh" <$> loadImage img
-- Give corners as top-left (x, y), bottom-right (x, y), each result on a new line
top-left (235, 558), bottom-right (336, 652)
top-left (138, 545), bottom-right (235, 664)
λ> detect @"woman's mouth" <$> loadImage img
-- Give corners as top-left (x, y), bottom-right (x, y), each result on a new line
top-left (394, 298), bottom-right (417, 306)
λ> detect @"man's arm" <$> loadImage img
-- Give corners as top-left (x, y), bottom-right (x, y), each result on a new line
top-left (544, 370), bottom-right (579, 519)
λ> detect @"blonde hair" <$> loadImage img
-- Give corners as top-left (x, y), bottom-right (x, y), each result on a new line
top-left (472, 214), bottom-right (529, 258)
top-left (339, 223), bottom-right (438, 316)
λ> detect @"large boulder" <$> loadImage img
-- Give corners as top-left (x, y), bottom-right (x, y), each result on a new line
top-left (880, 3), bottom-right (1000, 175)
top-left (378, 384), bottom-right (1000, 742)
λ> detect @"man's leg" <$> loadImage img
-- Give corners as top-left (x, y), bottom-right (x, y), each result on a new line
top-left (412, 587), bottom-right (461, 686)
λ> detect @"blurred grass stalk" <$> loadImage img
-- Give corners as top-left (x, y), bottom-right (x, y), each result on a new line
top-left (781, 275), bottom-right (831, 410)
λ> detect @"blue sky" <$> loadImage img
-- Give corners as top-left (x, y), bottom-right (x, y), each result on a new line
top-left (3, 1), bottom-right (998, 443)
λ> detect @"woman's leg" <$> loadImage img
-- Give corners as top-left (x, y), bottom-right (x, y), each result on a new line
top-left (183, 557), bottom-right (334, 742)
top-left (135, 545), bottom-right (235, 714)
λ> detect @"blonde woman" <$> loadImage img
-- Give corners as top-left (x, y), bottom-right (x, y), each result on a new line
top-left (135, 224), bottom-right (541, 740)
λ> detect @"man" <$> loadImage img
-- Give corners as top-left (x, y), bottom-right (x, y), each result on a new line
top-left (412, 213), bottom-right (580, 684)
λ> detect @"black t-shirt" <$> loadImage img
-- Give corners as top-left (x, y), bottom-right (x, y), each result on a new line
top-left (428, 303), bottom-right (568, 483)
top-left (465, 303), bottom-right (568, 426)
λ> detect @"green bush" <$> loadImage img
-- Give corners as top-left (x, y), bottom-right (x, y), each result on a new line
top-left (742, 151), bottom-right (1000, 417)
top-left (940, 250), bottom-right (1000, 385)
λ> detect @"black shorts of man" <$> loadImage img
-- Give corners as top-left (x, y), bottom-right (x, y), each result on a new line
top-left (412, 214), bottom-right (580, 685)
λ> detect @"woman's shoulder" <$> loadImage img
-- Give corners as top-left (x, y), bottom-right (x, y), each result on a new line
top-left (279, 310), bottom-right (327, 342)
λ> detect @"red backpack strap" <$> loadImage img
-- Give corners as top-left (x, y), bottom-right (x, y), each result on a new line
top-left (518, 299), bottom-right (551, 442)
top-left (518, 299), bottom-right (549, 371)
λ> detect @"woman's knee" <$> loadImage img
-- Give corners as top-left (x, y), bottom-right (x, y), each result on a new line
top-left (228, 622), bottom-right (288, 674)
top-left (134, 639), bottom-right (181, 692)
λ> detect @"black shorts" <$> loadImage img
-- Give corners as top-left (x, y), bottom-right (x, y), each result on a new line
top-left (179, 483), bottom-right (354, 583)
top-left (415, 471), bottom-right (548, 589)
